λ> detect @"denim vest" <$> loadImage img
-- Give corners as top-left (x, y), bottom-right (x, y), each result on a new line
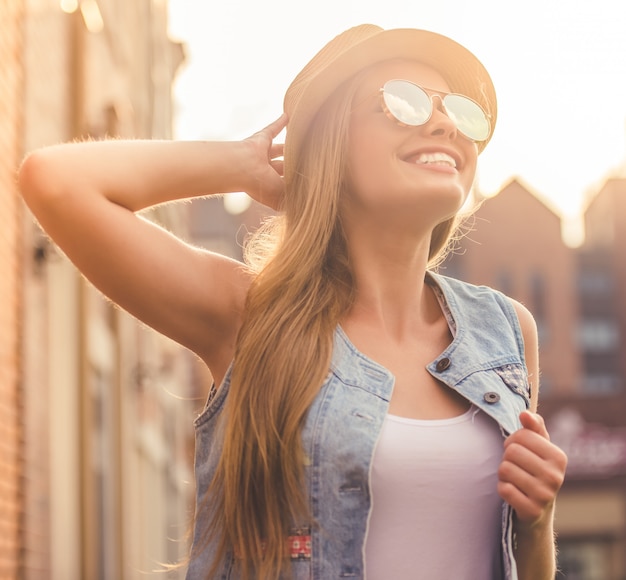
top-left (187, 273), bottom-right (530, 579)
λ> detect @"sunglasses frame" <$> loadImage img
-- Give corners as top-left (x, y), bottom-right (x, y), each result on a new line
top-left (379, 79), bottom-right (492, 143)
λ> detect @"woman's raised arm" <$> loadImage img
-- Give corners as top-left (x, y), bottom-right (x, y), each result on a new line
top-left (17, 115), bottom-right (287, 379)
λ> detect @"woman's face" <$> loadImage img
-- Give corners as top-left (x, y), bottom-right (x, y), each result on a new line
top-left (345, 60), bottom-right (478, 228)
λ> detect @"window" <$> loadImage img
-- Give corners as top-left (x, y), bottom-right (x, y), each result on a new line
top-left (557, 537), bottom-right (616, 580)
top-left (578, 271), bottom-right (613, 296)
top-left (530, 271), bottom-right (547, 323)
top-left (581, 373), bottom-right (622, 395)
top-left (577, 320), bottom-right (620, 352)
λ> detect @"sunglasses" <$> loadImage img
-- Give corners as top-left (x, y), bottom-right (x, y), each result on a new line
top-left (378, 79), bottom-right (491, 143)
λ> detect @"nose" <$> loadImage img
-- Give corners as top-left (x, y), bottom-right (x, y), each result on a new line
top-left (424, 94), bottom-right (458, 140)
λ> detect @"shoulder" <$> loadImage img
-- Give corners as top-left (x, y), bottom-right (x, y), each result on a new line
top-left (508, 298), bottom-right (540, 411)
top-left (432, 272), bottom-right (531, 323)
top-left (431, 272), bottom-right (540, 407)
top-left (430, 271), bottom-right (518, 320)
top-left (508, 298), bottom-right (538, 342)
top-left (430, 271), bottom-right (500, 300)
top-left (434, 272), bottom-right (539, 359)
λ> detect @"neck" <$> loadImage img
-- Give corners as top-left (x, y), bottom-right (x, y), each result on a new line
top-left (342, 219), bottom-right (439, 340)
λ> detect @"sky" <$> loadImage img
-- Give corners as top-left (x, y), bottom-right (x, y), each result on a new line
top-left (167, 0), bottom-right (626, 244)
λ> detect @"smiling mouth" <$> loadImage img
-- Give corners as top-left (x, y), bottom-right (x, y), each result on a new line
top-left (412, 152), bottom-right (457, 169)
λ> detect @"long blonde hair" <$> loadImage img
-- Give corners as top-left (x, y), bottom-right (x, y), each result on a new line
top-left (197, 69), bottom-right (463, 580)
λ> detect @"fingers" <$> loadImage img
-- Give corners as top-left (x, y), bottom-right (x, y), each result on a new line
top-left (499, 413), bottom-right (568, 525)
top-left (499, 442), bottom-right (565, 494)
top-left (518, 410), bottom-right (550, 439)
top-left (268, 140), bottom-right (285, 179)
top-left (269, 143), bottom-right (284, 160)
top-left (504, 413), bottom-right (550, 457)
top-left (502, 439), bottom-right (546, 476)
top-left (270, 159), bottom-right (284, 178)
top-left (497, 480), bottom-right (550, 524)
top-left (237, 116), bottom-right (288, 210)
top-left (262, 113), bottom-right (288, 139)
top-left (504, 413), bottom-right (567, 472)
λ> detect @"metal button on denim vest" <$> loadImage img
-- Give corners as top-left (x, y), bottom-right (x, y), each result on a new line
top-left (187, 272), bottom-right (529, 579)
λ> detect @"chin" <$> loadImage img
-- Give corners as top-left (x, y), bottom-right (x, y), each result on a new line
top-left (412, 186), bottom-right (469, 215)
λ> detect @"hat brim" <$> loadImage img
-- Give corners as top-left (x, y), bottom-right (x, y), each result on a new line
top-left (283, 26), bottom-right (497, 181)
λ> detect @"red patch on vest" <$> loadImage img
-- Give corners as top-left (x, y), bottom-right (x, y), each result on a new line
top-left (288, 532), bottom-right (312, 560)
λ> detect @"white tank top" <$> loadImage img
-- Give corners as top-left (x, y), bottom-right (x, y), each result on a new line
top-left (364, 406), bottom-right (504, 579)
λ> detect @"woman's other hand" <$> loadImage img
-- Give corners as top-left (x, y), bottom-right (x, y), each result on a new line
top-left (497, 411), bottom-right (568, 529)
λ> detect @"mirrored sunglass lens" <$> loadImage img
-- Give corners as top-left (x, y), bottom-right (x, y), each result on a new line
top-left (443, 94), bottom-right (490, 142)
top-left (382, 80), bottom-right (431, 126)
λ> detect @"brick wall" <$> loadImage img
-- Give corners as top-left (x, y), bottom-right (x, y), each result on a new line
top-left (0, 0), bottom-right (24, 578)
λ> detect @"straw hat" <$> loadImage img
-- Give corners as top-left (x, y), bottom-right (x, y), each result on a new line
top-left (283, 24), bottom-right (497, 181)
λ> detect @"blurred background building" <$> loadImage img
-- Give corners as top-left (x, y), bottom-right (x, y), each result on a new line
top-left (2, 2), bottom-right (626, 580)
top-left (0, 1), bottom-right (25, 578)
top-left (1, 0), bottom-right (207, 578)
top-left (443, 177), bottom-right (626, 580)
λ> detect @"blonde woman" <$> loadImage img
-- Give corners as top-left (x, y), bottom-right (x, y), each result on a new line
top-left (19, 24), bottom-right (567, 580)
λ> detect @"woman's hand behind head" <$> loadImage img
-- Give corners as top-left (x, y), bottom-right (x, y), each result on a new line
top-left (238, 114), bottom-right (287, 211)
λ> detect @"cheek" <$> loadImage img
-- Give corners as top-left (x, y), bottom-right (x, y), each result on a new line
top-left (346, 130), bottom-right (390, 191)
top-left (463, 156), bottom-right (478, 189)
top-left (346, 154), bottom-right (383, 200)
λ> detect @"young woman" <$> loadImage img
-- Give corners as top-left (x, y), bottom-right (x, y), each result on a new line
top-left (19, 24), bottom-right (567, 580)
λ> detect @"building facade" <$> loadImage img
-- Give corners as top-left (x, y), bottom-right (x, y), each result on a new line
top-left (445, 178), bottom-right (626, 580)
top-left (18, 1), bottom-right (195, 579)
top-left (0, 1), bottom-right (24, 578)
top-left (582, 178), bottom-right (626, 391)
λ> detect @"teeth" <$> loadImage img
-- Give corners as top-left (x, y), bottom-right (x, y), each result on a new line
top-left (414, 152), bottom-right (457, 168)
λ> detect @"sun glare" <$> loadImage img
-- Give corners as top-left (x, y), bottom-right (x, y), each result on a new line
top-left (168, 0), bottom-right (626, 222)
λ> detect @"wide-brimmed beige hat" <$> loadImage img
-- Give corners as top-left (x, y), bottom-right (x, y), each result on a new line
top-left (283, 24), bottom-right (497, 181)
